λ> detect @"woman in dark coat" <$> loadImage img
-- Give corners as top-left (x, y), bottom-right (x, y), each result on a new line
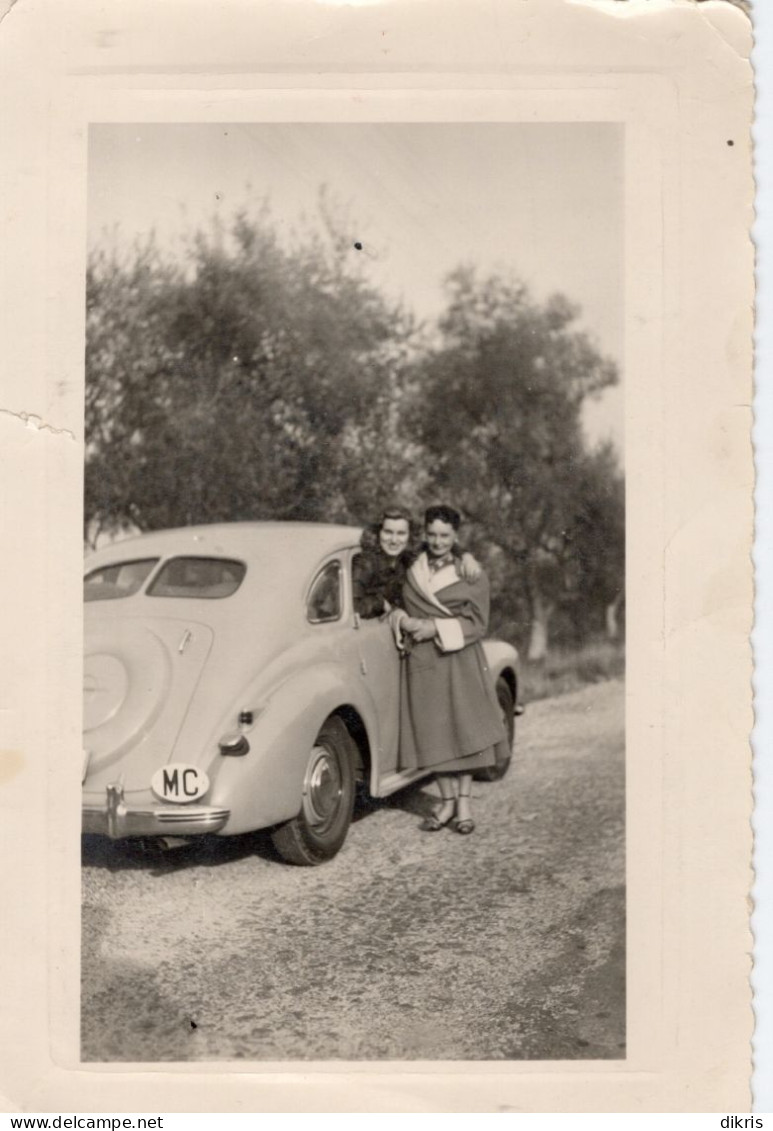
top-left (352, 506), bottom-right (418, 619)
top-left (392, 504), bottom-right (508, 834)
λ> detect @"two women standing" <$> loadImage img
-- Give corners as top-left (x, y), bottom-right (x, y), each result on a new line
top-left (355, 504), bottom-right (509, 835)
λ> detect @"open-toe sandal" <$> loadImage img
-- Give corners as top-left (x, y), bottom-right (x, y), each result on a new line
top-left (454, 818), bottom-right (476, 835)
top-left (421, 810), bottom-right (455, 832)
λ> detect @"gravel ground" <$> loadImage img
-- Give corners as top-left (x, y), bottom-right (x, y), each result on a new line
top-left (81, 678), bottom-right (625, 1062)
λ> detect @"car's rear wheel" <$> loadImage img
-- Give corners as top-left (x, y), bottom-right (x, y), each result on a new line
top-left (475, 677), bottom-right (516, 783)
top-left (271, 716), bottom-right (357, 866)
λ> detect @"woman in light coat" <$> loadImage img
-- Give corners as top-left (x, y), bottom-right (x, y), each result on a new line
top-left (393, 504), bottom-right (508, 834)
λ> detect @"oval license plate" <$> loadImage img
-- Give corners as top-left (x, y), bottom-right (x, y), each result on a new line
top-left (151, 763), bottom-right (210, 804)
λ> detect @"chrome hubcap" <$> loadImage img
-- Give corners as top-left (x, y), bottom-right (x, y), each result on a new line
top-left (302, 744), bottom-right (343, 831)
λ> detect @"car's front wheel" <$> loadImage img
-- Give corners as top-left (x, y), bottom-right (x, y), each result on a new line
top-left (271, 715), bottom-right (357, 866)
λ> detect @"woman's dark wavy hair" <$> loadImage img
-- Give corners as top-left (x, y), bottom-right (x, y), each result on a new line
top-left (360, 505), bottom-right (422, 557)
top-left (424, 503), bottom-right (462, 531)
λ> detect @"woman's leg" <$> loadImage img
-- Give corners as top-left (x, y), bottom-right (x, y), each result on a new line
top-left (434, 773), bottom-right (457, 824)
top-left (455, 773), bottom-right (475, 833)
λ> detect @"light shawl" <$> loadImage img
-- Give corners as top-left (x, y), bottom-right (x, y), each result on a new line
top-left (405, 553), bottom-right (466, 653)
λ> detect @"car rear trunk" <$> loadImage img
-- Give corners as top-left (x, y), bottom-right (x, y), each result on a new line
top-left (83, 615), bottom-right (214, 794)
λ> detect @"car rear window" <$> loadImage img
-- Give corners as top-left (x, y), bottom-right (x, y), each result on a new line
top-left (146, 556), bottom-right (246, 599)
top-left (84, 558), bottom-right (160, 602)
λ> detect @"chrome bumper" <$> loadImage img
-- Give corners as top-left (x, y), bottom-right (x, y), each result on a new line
top-left (83, 783), bottom-right (230, 839)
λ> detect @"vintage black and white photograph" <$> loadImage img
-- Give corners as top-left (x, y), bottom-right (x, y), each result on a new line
top-left (78, 121), bottom-right (626, 1062)
top-left (0, 0), bottom-right (757, 1112)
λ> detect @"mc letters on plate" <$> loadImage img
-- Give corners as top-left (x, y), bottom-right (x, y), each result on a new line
top-left (150, 764), bottom-right (210, 804)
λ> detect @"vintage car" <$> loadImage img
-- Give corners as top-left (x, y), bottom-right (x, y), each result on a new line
top-left (82, 522), bottom-right (520, 865)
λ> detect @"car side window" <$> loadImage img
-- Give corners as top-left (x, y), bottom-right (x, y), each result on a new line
top-left (307, 560), bottom-right (342, 624)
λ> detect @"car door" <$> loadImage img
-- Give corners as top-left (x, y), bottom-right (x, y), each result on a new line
top-left (345, 550), bottom-right (401, 779)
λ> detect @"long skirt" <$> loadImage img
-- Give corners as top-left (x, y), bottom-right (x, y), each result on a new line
top-left (398, 637), bottom-right (508, 774)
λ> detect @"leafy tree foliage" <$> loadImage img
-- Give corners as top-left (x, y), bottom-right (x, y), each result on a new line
top-left (85, 209), bottom-right (415, 543)
top-left (407, 267), bottom-right (623, 657)
top-left (85, 215), bottom-right (624, 658)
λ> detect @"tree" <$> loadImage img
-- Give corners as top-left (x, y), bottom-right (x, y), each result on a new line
top-left (408, 266), bottom-right (622, 658)
top-left (85, 206), bottom-right (416, 540)
top-left (561, 441), bottom-right (625, 644)
top-left (86, 222), bottom-right (624, 663)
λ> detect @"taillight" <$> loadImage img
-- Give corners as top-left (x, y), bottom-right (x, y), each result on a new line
top-left (218, 732), bottom-right (250, 757)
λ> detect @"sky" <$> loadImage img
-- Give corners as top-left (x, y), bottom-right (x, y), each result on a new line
top-left (88, 122), bottom-right (624, 450)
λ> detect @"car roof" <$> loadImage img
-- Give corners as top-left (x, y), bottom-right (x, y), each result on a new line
top-left (85, 522), bottom-right (364, 570)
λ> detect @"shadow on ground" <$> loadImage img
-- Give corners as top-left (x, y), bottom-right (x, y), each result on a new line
top-left (81, 781), bottom-right (439, 875)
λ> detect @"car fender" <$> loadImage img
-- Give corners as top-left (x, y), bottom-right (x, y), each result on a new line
top-left (206, 662), bottom-right (376, 835)
top-left (482, 639), bottom-right (519, 688)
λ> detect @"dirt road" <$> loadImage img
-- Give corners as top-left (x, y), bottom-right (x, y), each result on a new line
top-left (81, 678), bottom-right (625, 1062)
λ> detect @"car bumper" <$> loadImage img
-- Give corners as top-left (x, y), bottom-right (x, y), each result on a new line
top-left (82, 783), bottom-right (230, 839)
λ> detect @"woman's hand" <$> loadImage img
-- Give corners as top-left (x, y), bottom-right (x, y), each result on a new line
top-left (459, 552), bottom-right (482, 583)
top-left (407, 618), bottom-right (438, 643)
top-left (401, 616), bottom-right (423, 634)
top-left (388, 608), bottom-right (412, 650)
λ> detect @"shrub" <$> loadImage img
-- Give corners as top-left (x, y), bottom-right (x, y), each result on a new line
top-left (520, 639), bottom-right (624, 703)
